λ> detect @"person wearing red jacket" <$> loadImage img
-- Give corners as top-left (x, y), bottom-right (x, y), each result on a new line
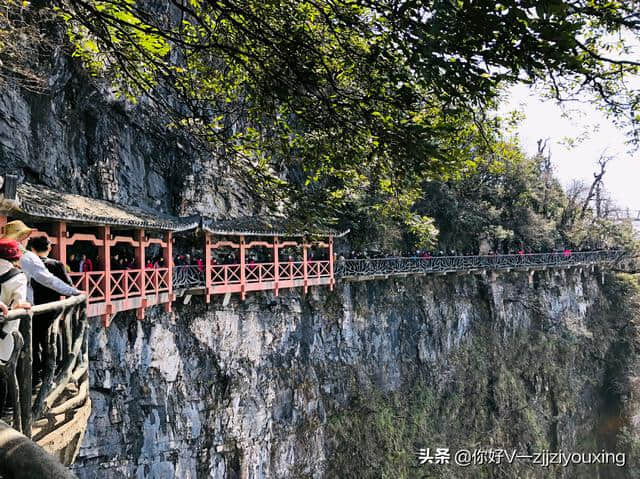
top-left (79, 254), bottom-right (93, 272)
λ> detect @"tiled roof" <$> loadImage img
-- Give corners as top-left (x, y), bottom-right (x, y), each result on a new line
top-left (201, 216), bottom-right (349, 237)
top-left (0, 181), bottom-right (349, 237)
top-left (2, 182), bottom-right (198, 231)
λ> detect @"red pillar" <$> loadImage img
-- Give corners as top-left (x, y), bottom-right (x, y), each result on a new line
top-left (136, 229), bottom-right (146, 320)
top-left (240, 235), bottom-right (246, 300)
top-left (163, 231), bottom-right (173, 313)
top-left (329, 234), bottom-right (334, 291)
top-left (0, 215), bottom-right (7, 235)
top-left (273, 236), bottom-right (279, 297)
top-left (52, 222), bottom-right (67, 265)
top-left (303, 239), bottom-right (308, 294)
top-left (98, 226), bottom-right (111, 327)
top-left (204, 232), bottom-right (212, 303)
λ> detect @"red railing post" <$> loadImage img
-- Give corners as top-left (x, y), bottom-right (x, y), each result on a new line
top-left (163, 231), bottom-right (173, 313)
top-left (329, 234), bottom-right (334, 290)
top-left (240, 235), bottom-right (246, 300)
top-left (97, 225), bottom-right (111, 327)
top-left (204, 232), bottom-right (212, 303)
top-left (123, 272), bottom-right (129, 300)
top-left (274, 236), bottom-right (279, 297)
top-left (83, 272), bottom-right (90, 297)
top-left (303, 239), bottom-right (308, 293)
top-left (136, 229), bottom-right (146, 320)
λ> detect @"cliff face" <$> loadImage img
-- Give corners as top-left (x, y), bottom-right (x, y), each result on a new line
top-left (0, 55), bottom-right (252, 218)
top-left (70, 269), bottom-right (640, 478)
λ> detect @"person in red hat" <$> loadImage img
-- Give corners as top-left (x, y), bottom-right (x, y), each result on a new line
top-left (0, 238), bottom-right (31, 363)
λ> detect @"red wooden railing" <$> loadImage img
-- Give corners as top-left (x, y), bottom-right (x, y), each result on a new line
top-left (0, 212), bottom-right (336, 324)
top-left (70, 268), bottom-right (170, 303)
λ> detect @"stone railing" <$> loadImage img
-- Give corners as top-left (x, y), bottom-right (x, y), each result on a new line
top-left (0, 294), bottom-right (89, 467)
top-left (335, 251), bottom-right (624, 278)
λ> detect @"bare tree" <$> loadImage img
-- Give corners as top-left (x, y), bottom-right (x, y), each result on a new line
top-left (580, 151), bottom-right (612, 220)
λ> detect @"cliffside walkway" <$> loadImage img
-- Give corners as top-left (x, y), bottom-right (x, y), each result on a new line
top-left (0, 175), bottom-right (634, 326)
top-left (335, 251), bottom-right (624, 280)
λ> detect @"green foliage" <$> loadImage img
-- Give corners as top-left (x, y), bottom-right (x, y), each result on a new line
top-left (46, 0), bottom-right (640, 226)
top-left (414, 137), bottom-right (637, 253)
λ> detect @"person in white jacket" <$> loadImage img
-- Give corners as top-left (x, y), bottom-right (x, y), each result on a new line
top-left (0, 238), bottom-right (31, 363)
top-left (20, 236), bottom-right (82, 303)
top-left (0, 221), bottom-right (81, 303)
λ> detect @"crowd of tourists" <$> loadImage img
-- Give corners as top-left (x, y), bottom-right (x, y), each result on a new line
top-left (340, 248), bottom-right (577, 260)
top-left (0, 220), bottom-right (82, 389)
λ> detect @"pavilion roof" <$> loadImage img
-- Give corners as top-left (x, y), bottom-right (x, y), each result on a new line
top-left (0, 182), bottom-right (198, 231)
top-left (201, 216), bottom-right (349, 238)
top-left (0, 179), bottom-right (349, 237)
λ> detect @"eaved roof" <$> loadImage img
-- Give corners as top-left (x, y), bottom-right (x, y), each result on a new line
top-left (202, 216), bottom-right (349, 238)
top-left (0, 178), bottom-right (350, 238)
top-left (1, 182), bottom-right (198, 231)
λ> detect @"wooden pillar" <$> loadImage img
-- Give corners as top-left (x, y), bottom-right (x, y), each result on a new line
top-left (303, 239), bottom-right (308, 294)
top-left (136, 229), bottom-right (146, 320)
top-left (273, 236), bottom-right (279, 297)
top-left (204, 232), bottom-right (212, 303)
top-left (329, 234), bottom-right (334, 291)
top-left (163, 231), bottom-right (173, 313)
top-left (52, 221), bottom-right (67, 265)
top-left (240, 235), bottom-right (246, 300)
top-left (0, 215), bottom-right (7, 234)
top-left (97, 226), bottom-right (111, 327)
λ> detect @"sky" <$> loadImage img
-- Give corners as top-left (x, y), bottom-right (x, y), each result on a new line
top-left (501, 84), bottom-right (640, 213)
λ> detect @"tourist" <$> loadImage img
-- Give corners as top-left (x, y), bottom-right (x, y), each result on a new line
top-left (0, 238), bottom-right (31, 363)
top-left (0, 222), bottom-right (81, 304)
top-left (22, 236), bottom-right (81, 303)
top-left (79, 254), bottom-right (93, 272)
top-left (196, 257), bottom-right (204, 272)
top-left (68, 253), bottom-right (80, 272)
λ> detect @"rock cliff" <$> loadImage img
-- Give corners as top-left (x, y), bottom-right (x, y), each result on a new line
top-left (71, 269), bottom-right (640, 478)
top-left (0, 55), bottom-right (252, 219)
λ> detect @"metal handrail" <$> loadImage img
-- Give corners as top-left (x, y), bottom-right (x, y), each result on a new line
top-left (172, 265), bottom-right (205, 289)
top-left (335, 251), bottom-right (625, 277)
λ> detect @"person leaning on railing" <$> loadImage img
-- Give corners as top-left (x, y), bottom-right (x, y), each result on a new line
top-left (0, 221), bottom-right (82, 304)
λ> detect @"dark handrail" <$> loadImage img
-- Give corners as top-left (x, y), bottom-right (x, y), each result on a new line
top-left (335, 251), bottom-right (625, 277)
top-left (1, 295), bottom-right (88, 437)
top-left (172, 265), bottom-right (205, 289)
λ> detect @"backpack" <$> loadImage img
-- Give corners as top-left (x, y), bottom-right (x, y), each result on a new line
top-left (0, 267), bottom-right (23, 339)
